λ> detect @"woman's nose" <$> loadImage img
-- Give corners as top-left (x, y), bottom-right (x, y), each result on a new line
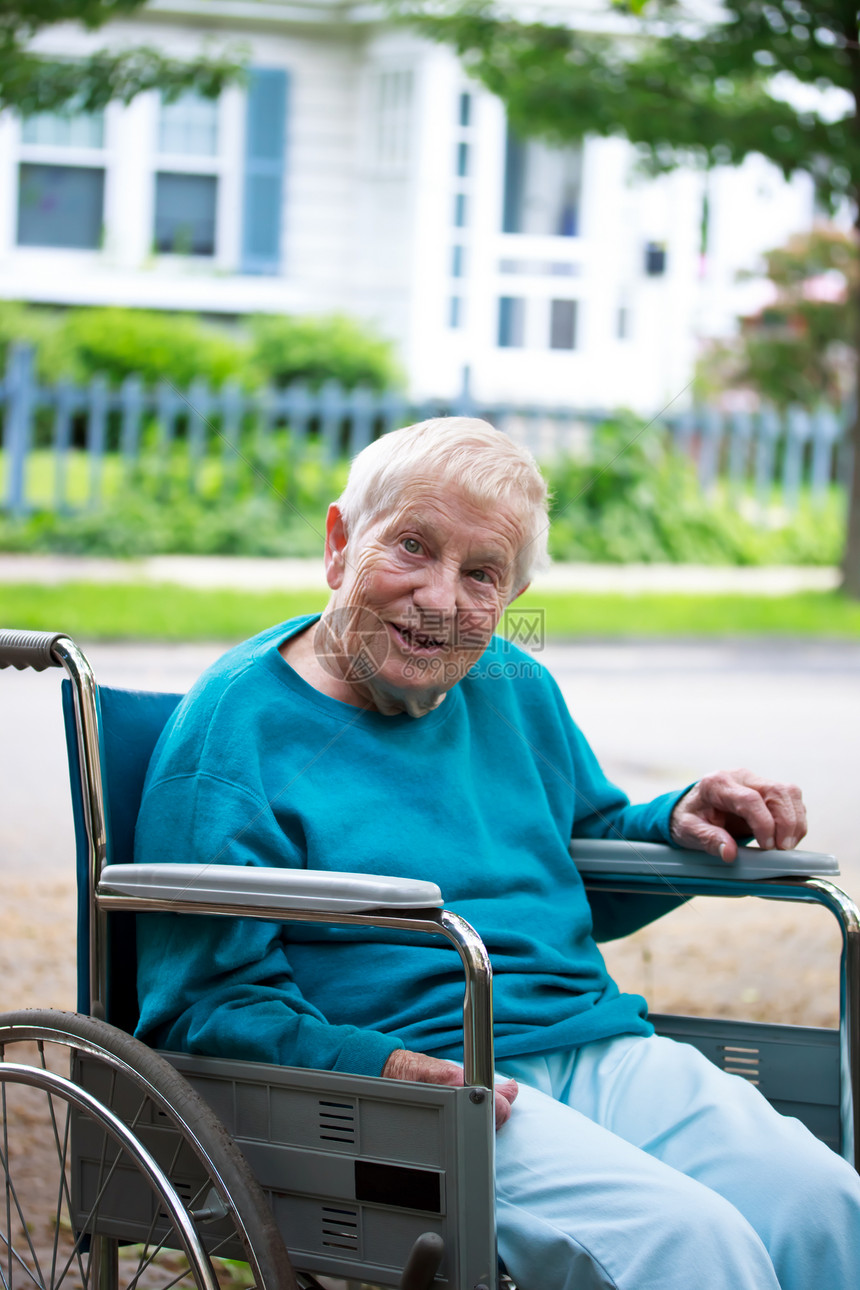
top-left (412, 565), bottom-right (458, 612)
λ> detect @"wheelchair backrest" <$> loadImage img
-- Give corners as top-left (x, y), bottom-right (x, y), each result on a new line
top-left (62, 682), bottom-right (182, 1031)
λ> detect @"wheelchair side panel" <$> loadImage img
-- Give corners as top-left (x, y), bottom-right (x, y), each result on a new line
top-left (652, 1014), bottom-right (841, 1152)
top-left (166, 1056), bottom-right (494, 1289)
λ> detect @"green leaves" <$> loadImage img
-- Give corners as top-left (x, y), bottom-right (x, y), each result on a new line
top-left (248, 314), bottom-right (404, 390)
top-left (699, 228), bottom-right (857, 410)
top-left (544, 418), bottom-right (844, 565)
top-left (391, 0), bottom-right (859, 207)
top-left (0, 302), bottom-right (403, 393)
top-left (0, 1), bottom-right (244, 112)
top-left (1, 0), bottom-right (151, 39)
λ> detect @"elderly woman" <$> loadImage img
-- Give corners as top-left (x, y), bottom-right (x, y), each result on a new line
top-left (135, 418), bottom-right (860, 1290)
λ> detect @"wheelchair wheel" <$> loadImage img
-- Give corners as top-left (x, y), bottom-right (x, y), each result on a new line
top-left (0, 1009), bottom-right (296, 1289)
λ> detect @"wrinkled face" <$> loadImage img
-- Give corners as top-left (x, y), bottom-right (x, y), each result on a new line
top-left (317, 482), bottom-right (528, 716)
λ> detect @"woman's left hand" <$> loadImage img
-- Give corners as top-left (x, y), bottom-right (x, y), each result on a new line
top-left (670, 769), bottom-right (807, 863)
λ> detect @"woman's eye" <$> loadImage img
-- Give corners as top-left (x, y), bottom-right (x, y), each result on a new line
top-left (403, 538), bottom-right (422, 554)
top-left (469, 569), bottom-right (490, 583)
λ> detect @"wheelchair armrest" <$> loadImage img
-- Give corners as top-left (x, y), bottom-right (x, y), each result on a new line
top-left (570, 839), bottom-right (839, 882)
top-left (97, 864), bottom-right (496, 1088)
top-left (97, 863), bottom-right (444, 914)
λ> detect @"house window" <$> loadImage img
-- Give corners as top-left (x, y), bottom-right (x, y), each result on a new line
top-left (154, 173), bottom-right (217, 255)
top-left (617, 304), bottom-right (631, 340)
top-left (374, 69), bottom-right (413, 168)
top-left (158, 91), bottom-right (219, 156)
top-left (498, 296), bottom-right (525, 348)
top-left (451, 245), bottom-right (466, 278)
top-left (456, 141), bottom-right (470, 177)
top-left (503, 127), bottom-right (582, 237)
top-left (454, 192), bottom-right (468, 228)
top-left (549, 299), bottom-right (577, 350)
top-left (18, 164), bottom-right (104, 249)
top-left (459, 92), bottom-right (472, 127)
top-left (645, 242), bottom-right (667, 275)
top-left (450, 296), bottom-right (463, 328)
top-left (17, 108), bottom-right (106, 249)
top-left (154, 92), bottom-right (220, 257)
top-left (21, 111), bottom-right (104, 149)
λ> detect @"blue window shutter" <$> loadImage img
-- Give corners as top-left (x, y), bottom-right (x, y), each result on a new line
top-left (241, 67), bottom-right (288, 275)
top-left (502, 126), bottom-right (525, 234)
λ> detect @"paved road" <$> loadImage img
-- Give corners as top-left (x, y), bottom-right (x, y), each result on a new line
top-left (2, 638), bottom-right (858, 1026)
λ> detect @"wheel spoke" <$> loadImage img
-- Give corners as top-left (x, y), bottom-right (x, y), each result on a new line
top-left (0, 1047), bottom-right (14, 1290)
top-left (3, 1079), bottom-right (11, 1290)
top-left (0, 1130), bottom-right (49, 1287)
top-left (3, 1041), bottom-right (56, 1288)
top-left (199, 1207), bottom-right (246, 1264)
top-left (51, 1136), bottom-right (128, 1289)
top-left (126, 1128), bottom-right (192, 1287)
top-left (126, 1238), bottom-right (196, 1290)
top-left (47, 1092), bottom-right (67, 1290)
top-left (0, 1014), bottom-right (293, 1290)
top-left (43, 1086), bottom-right (89, 1290)
top-left (37, 1034), bottom-right (79, 1287)
top-left (0, 1230), bottom-right (46, 1289)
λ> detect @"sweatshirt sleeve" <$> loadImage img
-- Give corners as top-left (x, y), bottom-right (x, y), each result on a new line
top-left (568, 718), bottom-right (690, 844)
top-left (134, 772), bottom-right (403, 1076)
top-left (567, 715), bottom-right (693, 942)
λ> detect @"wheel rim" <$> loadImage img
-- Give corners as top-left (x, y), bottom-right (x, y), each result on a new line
top-left (0, 1061), bottom-right (219, 1290)
top-left (0, 1014), bottom-right (293, 1289)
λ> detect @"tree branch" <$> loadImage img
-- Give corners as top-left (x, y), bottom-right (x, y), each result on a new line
top-left (0, 45), bottom-right (245, 113)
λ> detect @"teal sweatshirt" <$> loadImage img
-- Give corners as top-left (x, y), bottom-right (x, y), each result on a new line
top-left (134, 617), bottom-right (687, 1076)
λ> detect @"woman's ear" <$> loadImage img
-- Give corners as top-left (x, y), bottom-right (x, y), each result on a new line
top-left (325, 504), bottom-right (348, 590)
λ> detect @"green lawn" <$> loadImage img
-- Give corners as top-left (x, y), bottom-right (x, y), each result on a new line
top-left (1, 449), bottom-right (125, 509)
top-left (2, 582), bottom-right (859, 643)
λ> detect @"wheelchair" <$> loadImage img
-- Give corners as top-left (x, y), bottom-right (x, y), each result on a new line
top-left (1, 626), bottom-right (858, 1290)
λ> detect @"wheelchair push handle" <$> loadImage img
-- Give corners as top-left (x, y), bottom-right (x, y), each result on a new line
top-left (0, 629), bottom-right (69, 671)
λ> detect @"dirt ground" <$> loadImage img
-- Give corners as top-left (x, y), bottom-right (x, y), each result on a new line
top-left (0, 875), bottom-right (78, 1013)
top-left (603, 897), bottom-right (842, 1029)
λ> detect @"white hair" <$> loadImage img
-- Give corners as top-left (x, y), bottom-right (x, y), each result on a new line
top-left (336, 417), bottom-right (550, 589)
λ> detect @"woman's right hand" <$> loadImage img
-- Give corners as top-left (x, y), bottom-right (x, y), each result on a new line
top-left (382, 1048), bottom-right (518, 1129)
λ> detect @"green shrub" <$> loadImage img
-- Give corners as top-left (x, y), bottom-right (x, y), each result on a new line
top-left (0, 302), bottom-right (72, 383)
top-left (59, 308), bottom-right (247, 388)
top-left (0, 494), bottom-right (326, 558)
top-left (0, 430), bottom-right (342, 557)
top-left (249, 314), bottom-right (403, 389)
top-left (0, 302), bottom-right (402, 393)
top-left (544, 417), bottom-right (844, 566)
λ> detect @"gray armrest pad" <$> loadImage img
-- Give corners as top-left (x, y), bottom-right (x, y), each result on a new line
top-left (570, 839), bottom-right (839, 882)
top-left (98, 864), bottom-right (444, 913)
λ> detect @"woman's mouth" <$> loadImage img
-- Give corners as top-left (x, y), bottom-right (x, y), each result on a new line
top-left (391, 622), bottom-right (448, 653)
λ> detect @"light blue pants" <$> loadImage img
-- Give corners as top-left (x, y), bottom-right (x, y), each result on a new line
top-left (496, 1034), bottom-right (860, 1290)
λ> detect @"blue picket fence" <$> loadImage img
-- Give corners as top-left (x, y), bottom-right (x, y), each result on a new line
top-left (0, 343), bottom-right (853, 517)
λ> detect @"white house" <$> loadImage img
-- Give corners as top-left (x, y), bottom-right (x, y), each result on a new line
top-left (0, 0), bottom-right (817, 411)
